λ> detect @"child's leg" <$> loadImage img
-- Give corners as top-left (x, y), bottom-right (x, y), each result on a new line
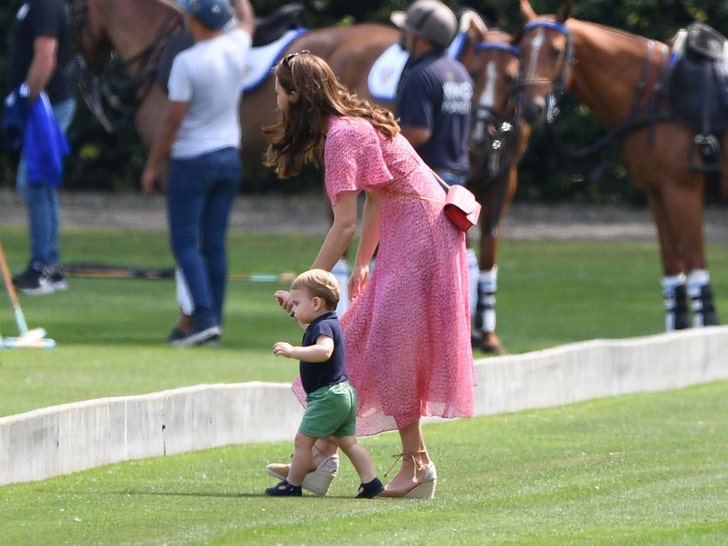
top-left (336, 435), bottom-right (376, 484)
top-left (288, 431), bottom-right (318, 486)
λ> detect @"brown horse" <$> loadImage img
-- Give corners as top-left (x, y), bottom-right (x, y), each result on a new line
top-left (69, 0), bottom-right (528, 353)
top-left (515, 0), bottom-right (723, 330)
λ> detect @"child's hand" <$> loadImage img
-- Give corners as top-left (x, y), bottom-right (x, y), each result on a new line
top-left (273, 341), bottom-right (295, 358)
top-left (274, 290), bottom-right (293, 313)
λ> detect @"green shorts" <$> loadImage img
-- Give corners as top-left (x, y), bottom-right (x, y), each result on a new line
top-left (299, 381), bottom-right (357, 439)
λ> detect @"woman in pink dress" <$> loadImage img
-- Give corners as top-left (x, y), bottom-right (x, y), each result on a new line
top-left (263, 52), bottom-right (476, 499)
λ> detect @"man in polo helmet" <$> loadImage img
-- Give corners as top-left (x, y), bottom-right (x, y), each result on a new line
top-left (391, 0), bottom-right (458, 49)
top-left (391, 0), bottom-right (473, 188)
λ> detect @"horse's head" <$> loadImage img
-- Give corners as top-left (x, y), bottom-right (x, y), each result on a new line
top-left (466, 30), bottom-right (521, 157)
top-left (456, 10), bottom-right (521, 179)
top-left (515, 0), bottom-right (574, 128)
top-left (70, 0), bottom-right (113, 71)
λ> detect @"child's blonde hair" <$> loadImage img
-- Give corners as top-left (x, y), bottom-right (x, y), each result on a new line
top-left (291, 269), bottom-right (340, 311)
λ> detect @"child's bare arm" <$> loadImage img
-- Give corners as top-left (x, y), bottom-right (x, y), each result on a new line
top-left (272, 335), bottom-right (334, 362)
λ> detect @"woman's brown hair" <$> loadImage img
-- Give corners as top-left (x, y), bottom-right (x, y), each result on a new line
top-left (263, 52), bottom-right (400, 179)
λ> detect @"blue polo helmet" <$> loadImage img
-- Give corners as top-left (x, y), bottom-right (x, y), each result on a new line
top-left (178, 0), bottom-right (233, 30)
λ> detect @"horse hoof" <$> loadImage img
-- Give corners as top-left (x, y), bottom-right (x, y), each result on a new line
top-left (471, 334), bottom-right (505, 355)
top-left (481, 343), bottom-right (505, 356)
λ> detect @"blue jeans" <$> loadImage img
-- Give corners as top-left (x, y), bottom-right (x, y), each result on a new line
top-left (17, 98), bottom-right (76, 270)
top-left (167, 147), bottom-right (241, 328)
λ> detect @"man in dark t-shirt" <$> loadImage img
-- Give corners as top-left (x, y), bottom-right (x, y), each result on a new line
top-left (6, 0), bottom-right (76, 294)
top-left (391, 0), bottom-right (473, 187)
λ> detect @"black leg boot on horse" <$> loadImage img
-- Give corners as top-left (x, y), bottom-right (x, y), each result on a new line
top-left (473, 266), bottom-right (504, 355)
top-left (662, 274), bottom-right (690, 331)
top-left (687, 269), bottom-right (720, 327)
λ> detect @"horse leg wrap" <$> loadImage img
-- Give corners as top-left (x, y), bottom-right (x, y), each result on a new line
top-left (661, 274), bottom-right (690, 331)
top-left (467, 249), bottom-right (479, 322)
top-left (476, 266), bottom-right (498, 333)
top-left (333, 258), bottom-right (350, 316)
top-left (687, 269), bottom-right (719, 327)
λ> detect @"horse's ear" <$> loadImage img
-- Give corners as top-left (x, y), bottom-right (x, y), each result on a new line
top-left (457, 9), bottom-right (488, 35)
top-left (556, 0), bottom-right (574, 23)
top-left (519, 0), bottom-right (538, 23)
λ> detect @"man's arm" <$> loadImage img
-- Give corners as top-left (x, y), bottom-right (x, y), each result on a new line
top-left (400, 126), bottom-right (432, 149)
top-left (25, 36), bottom-right (58, 100)
top-left (233, 0), bottom-right (255, 36)
top-left (140, 101), bottom-right (188, 193)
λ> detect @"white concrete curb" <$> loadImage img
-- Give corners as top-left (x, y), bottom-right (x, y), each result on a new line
top-left (2, 327), bottom-right (727, 486)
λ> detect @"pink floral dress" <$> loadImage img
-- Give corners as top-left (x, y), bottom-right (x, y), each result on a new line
top-left (301, 115), bottom-right (476, 436)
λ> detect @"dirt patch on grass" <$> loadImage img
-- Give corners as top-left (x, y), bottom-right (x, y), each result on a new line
top-left (1, 189), bottom-right (726, 242)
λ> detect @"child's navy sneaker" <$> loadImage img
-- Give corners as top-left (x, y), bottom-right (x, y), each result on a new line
top-left (265, 480), bottom-right (302, 497)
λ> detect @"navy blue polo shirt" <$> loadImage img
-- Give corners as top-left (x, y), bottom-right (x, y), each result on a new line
top-left (396, 50), bottom-right (473, 175)
top-left (299, 311), bottom-right (348, 394)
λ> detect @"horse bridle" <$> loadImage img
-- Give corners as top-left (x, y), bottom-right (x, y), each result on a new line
top-left (464, 40), bottom-right (524, 237)
top-left (516, 20), bottom-right (574, 125)
top-left (468, 41), bottom-right (523, 182)
top-left (68, 0), bottom-right (183, 131)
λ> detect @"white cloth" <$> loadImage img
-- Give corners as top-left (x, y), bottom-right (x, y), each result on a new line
top-left (168, 28), bottom-right (251, 158)
top-left (242, 28), bottom-right (306, 92)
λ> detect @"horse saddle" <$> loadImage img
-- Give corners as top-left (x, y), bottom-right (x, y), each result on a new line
top-left (668, 22), bottom-right (728, 138)
top-left (252, 3), bottom-right (305, 47)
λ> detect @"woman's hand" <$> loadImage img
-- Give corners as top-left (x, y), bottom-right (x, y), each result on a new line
top-left (348, 263), bottom-right (369, 302)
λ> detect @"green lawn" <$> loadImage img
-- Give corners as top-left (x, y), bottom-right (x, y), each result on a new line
top-left (0, 224), bottom-right (727, 544)
top-left (1, 382), bottom-right (727, 545)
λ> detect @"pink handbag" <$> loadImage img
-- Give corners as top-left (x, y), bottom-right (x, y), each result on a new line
top-left (432, 170), bottom-right (482, 232)
top-left (444, 184), bottom-right (482, 232)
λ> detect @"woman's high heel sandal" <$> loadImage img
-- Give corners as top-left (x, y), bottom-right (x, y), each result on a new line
top-left (266, 454), bottom-right (339, 496)
top-left (377, 451), bottom-right (437, 499)
top-left (403, 460), bottom-right (437, 499)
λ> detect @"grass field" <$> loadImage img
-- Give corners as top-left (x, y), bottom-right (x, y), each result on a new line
top-left (0, 224), bottom-right (727, 544)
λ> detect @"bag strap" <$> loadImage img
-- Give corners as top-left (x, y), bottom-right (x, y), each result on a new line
top-left (429, 166), bottom-right (451, 193)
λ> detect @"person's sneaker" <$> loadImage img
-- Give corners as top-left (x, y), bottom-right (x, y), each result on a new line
top-left (356, 477), bottom-right (384, 499)
top-left (172, 324), bottom-right (221, 347)
top-left (265, 480), bottom-right (302, 497)
top-left (266, 454), bottom-right (339, 496)
top-left (12, 267), bottom-right (54, 295)
top-left (200, 334), bottom-right (221, 347)
top-left (167, 328), bottom-right (187, 343)
top-left (44, 265), bottom-right (68, 291)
